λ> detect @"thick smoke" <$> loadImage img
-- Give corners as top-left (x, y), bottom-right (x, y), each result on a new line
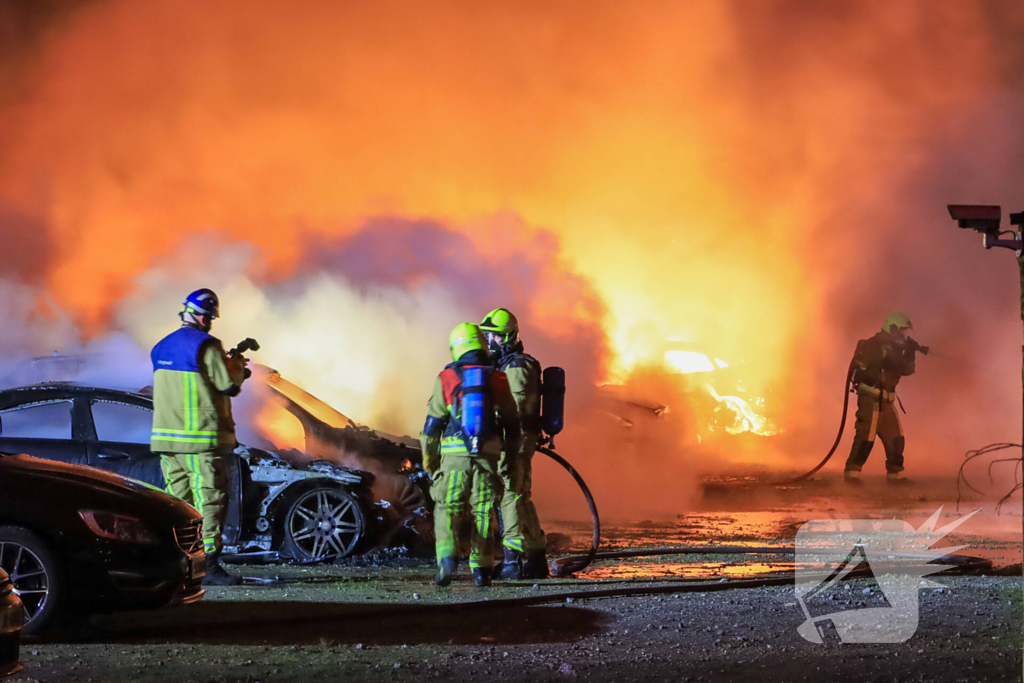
top-left (113, 215), bottom-right (607, 434)
top-left (2, 0), bottom-right (1024, 517)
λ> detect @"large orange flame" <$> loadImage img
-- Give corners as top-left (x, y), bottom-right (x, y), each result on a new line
top-left (0, 0), bottom-right (1022, 489)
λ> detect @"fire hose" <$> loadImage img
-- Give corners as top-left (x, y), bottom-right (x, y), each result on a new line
top-left (707, 359), bottom-right (857, 489)
top-left (711, 337), bottom-right (930, 489)
top-left (536, 445), bottom-right (600, 577)
top-left (535, 353), bottom-right (858, 574)
top-left (236, 546), bottom-right (990, 616)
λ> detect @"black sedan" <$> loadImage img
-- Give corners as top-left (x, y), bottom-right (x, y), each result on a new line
top-left (0, 382), bottom-right (429, 562)
top-left (0, 452), bottom-right (204, 634)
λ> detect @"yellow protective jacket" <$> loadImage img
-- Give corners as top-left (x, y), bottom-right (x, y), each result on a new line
top-left (150, 326), bottom-right (244, 454)
top-left (496, 347), bottom-right (542, 437)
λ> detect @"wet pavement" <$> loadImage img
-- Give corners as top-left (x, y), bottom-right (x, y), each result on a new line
top-left (552, 472), bottom-right (1021, 581)
top-left (10, 470), bottom-right (1021, 683)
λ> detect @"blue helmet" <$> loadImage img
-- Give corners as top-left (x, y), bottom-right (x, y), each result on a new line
top-left (183, 289), bottom-right (220, 318)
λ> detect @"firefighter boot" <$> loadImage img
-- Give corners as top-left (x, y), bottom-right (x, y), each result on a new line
top-left (522, 550), bottom-right (550, 579)
top-left (499, 549), bottom-right (523, 580)
top-left (435, 557), bottom-right (456, 588)
top-left (885, 437), bottom-right (908, 484)
top-left (472, 567), bottom-right (492, 588)
top-left (202, 552), bottom-right (242, 587)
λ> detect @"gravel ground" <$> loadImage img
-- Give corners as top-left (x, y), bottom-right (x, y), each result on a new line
top-left (8, 478), bottom-right (1022, 682)
top-left (8, 566), bottom-right (1022, 683)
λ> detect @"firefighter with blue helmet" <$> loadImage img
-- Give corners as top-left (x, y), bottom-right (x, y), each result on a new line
top-left (151, 288), bottom-right (249, 586)
top-left (420, 323), bottom-right (521, 587)
top-left (480, 307), bottom-right (549, 579)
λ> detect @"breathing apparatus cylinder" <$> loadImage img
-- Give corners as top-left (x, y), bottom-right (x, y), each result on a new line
top-left (541, 366), bottom-right (566, 441)
top-left (460, 367), bottom-right (487, 454)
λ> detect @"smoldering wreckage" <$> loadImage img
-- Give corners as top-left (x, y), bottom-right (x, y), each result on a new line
top-left (0, 323), bottom-right (822, 584)
top-left (0, 294), bottom-right (1019, 651)
top-left (0, 284), bottom-right (1019, 683)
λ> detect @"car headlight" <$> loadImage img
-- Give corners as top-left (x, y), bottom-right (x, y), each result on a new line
top-left (78, 510), bottom-right (159, 545)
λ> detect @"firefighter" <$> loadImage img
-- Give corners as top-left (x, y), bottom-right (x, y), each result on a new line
top-left (844, 312), bottom-right (926, 483)
top-left (420, 323), bottom-right (521, 587)
top-left (480, 308), bottom-right (549, 580)
top-left (151, 289), bottom-right (249, 586)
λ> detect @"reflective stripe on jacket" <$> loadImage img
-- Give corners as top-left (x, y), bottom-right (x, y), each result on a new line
top-left (150, 327), bottom-right (240, 453)
top-left (420, 351), bottom-right (521, 465)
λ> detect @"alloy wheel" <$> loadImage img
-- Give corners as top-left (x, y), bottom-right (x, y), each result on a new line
top-left (0, 541), bottom-right (48, 624)
top-left (286, 488), bottom-right (363, 560)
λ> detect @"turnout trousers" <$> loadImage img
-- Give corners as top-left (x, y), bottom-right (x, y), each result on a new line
top-left (500, 439), bottom-right (547, 554)
top-left (844, 390), bottom-right (905, 474)
top-left (159, 450), bottom-right (231, 554)
top-left (430, 453), bottom-right (503, 570)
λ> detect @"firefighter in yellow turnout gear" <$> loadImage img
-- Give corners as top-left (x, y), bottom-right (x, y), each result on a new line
top-left (844, 312), bottom-right (927, 483)
top-left (480, 308), bottom-right (549, 580)
top-left (420, 323), bottom-right (521, 587)
top-left (151, 289), bottom-right (249, 586)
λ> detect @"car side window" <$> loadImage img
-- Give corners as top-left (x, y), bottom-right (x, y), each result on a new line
top-left (90, 401), bottom-right (153, 445)
top-left (0, 401), bottom-right (74, 439)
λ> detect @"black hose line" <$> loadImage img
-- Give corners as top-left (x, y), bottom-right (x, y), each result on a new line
top-left (536, 445), bottom-right (601, 577)
top-left (550, 544), bottom-right (989, 577)
top-left (535, 358), bottom-right (853, 576)
top-left (709, 360), bottom-right (857, 489)
top-left (230, 547), bottom-right (991, 628)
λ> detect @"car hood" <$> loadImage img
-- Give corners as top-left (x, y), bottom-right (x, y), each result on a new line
top-left (0, 452), bottom-right (197, 521)
top-left (259, 369), bottom-right (422, 470)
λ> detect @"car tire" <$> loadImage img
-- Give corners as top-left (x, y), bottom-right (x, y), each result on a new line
top-left (279, 485), bottom-right (366, 562)
top-left (0, 526), bottom-right (62, 636)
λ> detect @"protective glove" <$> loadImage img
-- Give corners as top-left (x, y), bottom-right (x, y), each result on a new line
top-left (423, 450), bottom-right (440, 476)
top-left (225, 354), bottom-right (250, 384)
top-left (497, 452), bottom-right (513, 480)
top-left (906, 337), bottom-right (929, 355)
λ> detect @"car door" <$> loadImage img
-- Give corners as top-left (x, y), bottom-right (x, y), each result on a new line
top-left (86, 398), bottom-right (244, 546)
top-left (0, 399), bottom-right (87, 466)
top-left (84, 399), bottom-right (166, 488)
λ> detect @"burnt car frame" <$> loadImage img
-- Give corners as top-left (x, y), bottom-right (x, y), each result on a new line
top-left (0, 382), bottom-right (429, 564)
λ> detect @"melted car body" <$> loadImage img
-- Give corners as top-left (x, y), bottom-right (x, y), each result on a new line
top-left (0, 382), bottom-right (430, 562)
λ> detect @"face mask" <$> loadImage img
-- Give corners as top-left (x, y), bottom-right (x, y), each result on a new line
top-left (182, 309), bottom-right (212, 332)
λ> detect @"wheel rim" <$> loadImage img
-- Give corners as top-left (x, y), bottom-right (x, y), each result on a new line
top-left (0, 542), bottom-right (49, 624)
top-left (288, 489), bottom-right (362, 559)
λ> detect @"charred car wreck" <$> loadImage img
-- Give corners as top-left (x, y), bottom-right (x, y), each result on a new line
top-left (0, 378), bottom-right (431, 563)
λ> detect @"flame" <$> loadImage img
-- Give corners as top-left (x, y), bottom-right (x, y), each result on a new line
top-left (255, 400), bottom-right (306, 451)
top-left (705, 384), bottom-right (780, 437)
top-left (0, 1), bottom-right (1020, 480)
top-left (661, 348), bottom-right (778, 437)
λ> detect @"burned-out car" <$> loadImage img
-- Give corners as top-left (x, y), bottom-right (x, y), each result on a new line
top-left (0, 380), bottom-right (430, 562)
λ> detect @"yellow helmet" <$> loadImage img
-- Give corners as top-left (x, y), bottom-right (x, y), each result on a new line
top-left (882, 312), bottom-right (913, 333)
top-left (479, 308), bottom-right (520, 347)
top-left (449, 323), bottom-right (486, 361)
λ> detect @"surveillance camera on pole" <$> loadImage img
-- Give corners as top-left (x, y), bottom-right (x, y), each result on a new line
top-left (947, 204), bottom-right (1024, 253)
top-left (947, 203), bottom-right (1024, 677)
